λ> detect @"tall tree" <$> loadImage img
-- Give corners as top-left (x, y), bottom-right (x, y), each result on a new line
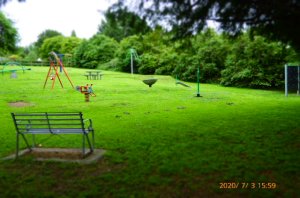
top-left (0, 11), bottom-right (18, 55)
top-left (98, 2), bottom-right (151, 41)
top-left (35, 29), bottom-right (62, 50)
top-left (135, 0), bottom-right (300, 50)
top-left (71, 30), bottom-right (77, 37)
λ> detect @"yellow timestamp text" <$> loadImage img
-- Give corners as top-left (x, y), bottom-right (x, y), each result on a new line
top-left (219, 182), bottom-right (277, 189)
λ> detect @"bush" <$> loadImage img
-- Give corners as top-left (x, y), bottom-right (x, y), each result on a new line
top-left (220, 34), bottom-right (289, 88)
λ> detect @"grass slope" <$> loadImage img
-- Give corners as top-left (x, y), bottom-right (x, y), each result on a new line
top-left (0, 66), bottom-right (299, 197)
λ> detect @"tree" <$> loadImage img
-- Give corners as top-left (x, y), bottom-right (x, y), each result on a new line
top-left (74, 34), bottom-right (119, 68)
top-left (98, 2), bottom-right (151, 41)
top-left (0, 12), bottom-right (18, 55)
top-left (39, 35), bottom-right (65, 59)
top-left (23, 45), bottom-right (39, 62)
top-left (35, 29), bottom-right (62, 53)
top-left (220, 32), bottom-right (292, 88)
top-left (71, 30), bottom-right (77, 37)
top-left (61, 36), bottom-right (82, 54)
top-left (0, 0), bottom-right (25, 7)
top-left (135, 0), bottom-right (300, 51)
top-left (39, 35), bottom-right (82, 59)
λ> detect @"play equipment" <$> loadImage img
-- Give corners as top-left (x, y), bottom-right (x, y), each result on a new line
top-left (128, 48), bottom-right (140, 76)
top-left (76, 84), bottom-right (96, 102)
top-left (143, 78), bottom-right (158, 87)
top-left (43, 51), bottom-right (74, 89)
top-left (1, 62), bottom-right (31, 75)
top-left (285, 63), bottom-right (300, 96)
top-left (175, 75), bottom-right (191, 87)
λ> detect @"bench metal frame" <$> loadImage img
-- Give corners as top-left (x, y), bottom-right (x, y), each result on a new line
top-left (11, 112), bottom-right (94, 159)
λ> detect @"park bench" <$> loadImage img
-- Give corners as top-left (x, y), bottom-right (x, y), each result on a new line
top-left (11, 112), bottom-right (94, 159)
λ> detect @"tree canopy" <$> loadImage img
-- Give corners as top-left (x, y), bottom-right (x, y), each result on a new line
top-left (98, 2), bottom-right (151, 41)
top-left (35, 29), bottom-right (62, 49)
top-left (134, 0), bottom-right (300, 50)
top-left (0, 11), bottom-right (18, 55)
top-left (0, 0), bottom-right (25, 7)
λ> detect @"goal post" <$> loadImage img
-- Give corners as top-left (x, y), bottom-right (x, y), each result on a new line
top-left (285, 63), bottom-right (300, 96)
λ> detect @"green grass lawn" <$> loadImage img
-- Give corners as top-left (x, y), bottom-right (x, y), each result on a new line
top-left (0, 66), bottom-right (299, 197)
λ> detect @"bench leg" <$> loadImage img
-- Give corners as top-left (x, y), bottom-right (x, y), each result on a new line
top-left (82, 134), bottom-right (85, 158)
top-left (16, 133), bottom-right (32, 159)
top-left (85, 133), bottom-right (93, 152)
top-left (82, 133), bottom-right (94, 158)
top-left (92, 130), bottom-right (95, 150)
top-left (32, 134), bottom-right (36, 147)
top-left (16, 133), bottom-right (19, 159)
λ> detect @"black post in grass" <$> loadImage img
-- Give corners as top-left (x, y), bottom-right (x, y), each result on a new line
top-left (196, 66), bottom-right (202, 97)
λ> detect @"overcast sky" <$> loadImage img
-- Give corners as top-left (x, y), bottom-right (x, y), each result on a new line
top-left (1, 0), bottom-right (118, 47)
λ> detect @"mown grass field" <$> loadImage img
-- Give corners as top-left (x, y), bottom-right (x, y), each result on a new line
top-left (0, 66), bottom-right (299, 197)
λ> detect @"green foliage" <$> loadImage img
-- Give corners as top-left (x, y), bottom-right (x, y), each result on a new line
top-left (35, 29), bottom-right (62, 55)
top-left (24, 50), bottom-right (38, 62)
top-left (39, 36), bottom-right (82, 60)
top-left (190, 28), bottom-right (229, 83)
top-left (171, 28), bottom-right (229, 83)
top-left (0, 12), bottom-right (18, 55)
top-left (140, 28), bottom-right (178, 75)
top-left (220, 33), bottom-right (290, 88)
top-left (39, 36), bottom-right (65, 59)
top-left (60, 37), bottom-right (82, 54)
top-left (19, 45), bottom-right (39, 62)
top-left (98, 2), bottom-right (151, 41)
top-left (74, 34), bottom-right (119, 69)
top-left (8, 54), bottom-right (21, 61)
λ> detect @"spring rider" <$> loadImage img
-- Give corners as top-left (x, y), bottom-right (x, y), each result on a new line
top-left (76, 84), bottom-right (96, 102)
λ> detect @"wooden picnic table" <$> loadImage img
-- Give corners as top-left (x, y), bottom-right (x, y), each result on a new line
top-left (84, 71), bottom-right (102, 80)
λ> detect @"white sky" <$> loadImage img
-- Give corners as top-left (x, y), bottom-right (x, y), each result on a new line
top-left (1, 0), bottom-right (118, 47)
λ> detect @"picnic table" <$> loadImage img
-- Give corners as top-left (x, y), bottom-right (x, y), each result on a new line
top-left (84, 71), bottom-right (102, 80)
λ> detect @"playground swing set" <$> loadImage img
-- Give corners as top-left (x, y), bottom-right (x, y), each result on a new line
top-left (43, 51), bottom-right (74, 89)
top-left (43, 51), bottom-right (96, 102)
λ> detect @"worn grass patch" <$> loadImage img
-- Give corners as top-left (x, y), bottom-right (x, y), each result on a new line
top-left (0, 66), bottom-right (299, 197)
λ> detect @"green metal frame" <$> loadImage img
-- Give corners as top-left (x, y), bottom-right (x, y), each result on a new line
top-left (1, 62), bottom-right (31, 74)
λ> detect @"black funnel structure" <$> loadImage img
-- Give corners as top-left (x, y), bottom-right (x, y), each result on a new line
top-left (143, 79), bottom-right (158, 87)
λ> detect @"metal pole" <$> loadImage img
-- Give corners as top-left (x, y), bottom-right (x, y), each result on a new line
top-left (196, 66), bottom-right (201, 97)
top-left (131, 52), bottom-right (133, 76)
top-left (285, 64), bottom-right (288, 96)
top-left (297, 66), bottom-right (300, 95)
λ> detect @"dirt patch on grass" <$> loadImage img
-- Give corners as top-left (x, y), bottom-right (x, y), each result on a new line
top-left (8, 100), bottom-right (32, 107)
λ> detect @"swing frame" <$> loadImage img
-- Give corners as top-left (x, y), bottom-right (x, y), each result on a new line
top-left (43, 51), bottom-right (74, 89)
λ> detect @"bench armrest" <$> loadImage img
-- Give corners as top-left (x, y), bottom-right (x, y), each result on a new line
top-left (84, 119), bottom-right (93, 131)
